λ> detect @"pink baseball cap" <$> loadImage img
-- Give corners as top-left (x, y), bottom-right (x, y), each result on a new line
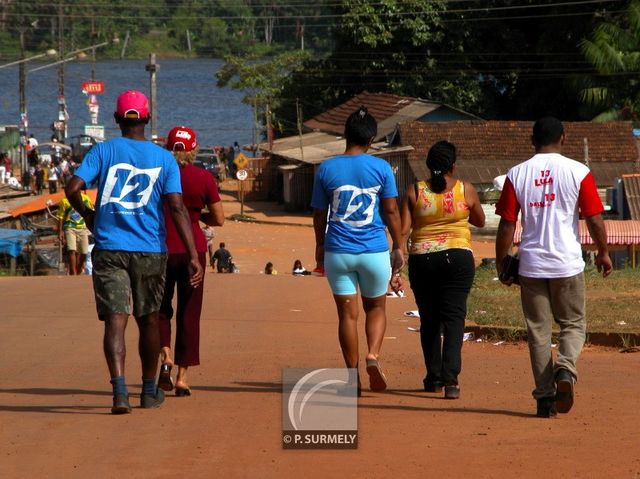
top-left (166, 126), bottom-right (198, 152)
top-left (115, 90), bottom-right (150, 119)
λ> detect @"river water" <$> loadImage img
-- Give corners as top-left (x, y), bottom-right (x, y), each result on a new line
top-left (0, 58), bottom-right (254, 149)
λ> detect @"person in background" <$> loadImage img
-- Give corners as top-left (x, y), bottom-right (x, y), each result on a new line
top-left (21, 166), bottom-right (31, 192)
top-left (0, 152), bottom-right (6, 184)
top-left (311, 106), bottom-right (404, 394)
top-left (51, 135), bottom-right (62, 164)
top-left (65, 90), bottom-right (203, 414)
top-left (495, 116), bottom-right (612, 418)
top-left (212, 242), bottom-right (233, 273)
top-left (34, 164), bottom-right (44, 195)
top-left (28, 134), bottom-right (38, 152)
top-left (292, 259), bottom-right (311, 276)
top-left (158, 126), bottom-right (224, 397)
top-left (400, 140), bottom-right (485, 399)
top-left (4, 152), bottom-right (10, 182)
top-left (48, 162), bottom-right (59, 194)
top-left (56, 189), bottom-right (93, 275)
top-left (203, 225), bottom-right (216, 269)
top-left (264, 262), bottom-right (277, 275)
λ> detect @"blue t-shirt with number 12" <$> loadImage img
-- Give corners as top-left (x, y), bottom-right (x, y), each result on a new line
top-left (311, 153), bottom-right (398, 254)
top-left (74, 136), bottom-right (181, 253)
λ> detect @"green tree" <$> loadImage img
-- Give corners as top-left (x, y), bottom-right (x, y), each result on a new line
top-left (275, 0), bottom-right (480, 135)
top-left (580, 0), bottom-right (640, 123)
top-left (216, 50), bottom-right (310, 145)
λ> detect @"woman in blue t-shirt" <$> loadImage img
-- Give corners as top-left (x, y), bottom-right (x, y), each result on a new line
top-left (311, 107), bottom-right (404, 394)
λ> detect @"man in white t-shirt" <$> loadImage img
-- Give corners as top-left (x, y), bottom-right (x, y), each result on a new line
top-left (495, 117), bottom-right (612, 418)
top-left (28, 134), bottom-right (38, 151)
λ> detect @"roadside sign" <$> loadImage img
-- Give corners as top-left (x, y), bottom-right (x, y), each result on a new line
top-left (236, 169), bottom-right (248, 181)
top-left (234, 152), bottom-right (249, 169)
top-left (84, 125), bottom-right (105, 140)
top-left (81, 81), bottom-right (105, 94)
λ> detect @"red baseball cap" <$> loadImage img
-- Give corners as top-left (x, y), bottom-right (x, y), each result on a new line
top-left (115, 90), bottom-right (150, 119)
top-left (166, 126), bottom-right (198, 152)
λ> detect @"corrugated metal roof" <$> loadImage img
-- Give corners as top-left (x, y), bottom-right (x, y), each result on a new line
top-left (304, 92), bottom-right (480, 141)
top-left (260, 131), bottom-right (413, 164)
top-left (622, 174), bottom-right (640, 220)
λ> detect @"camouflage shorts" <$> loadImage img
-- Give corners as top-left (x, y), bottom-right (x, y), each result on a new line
top-left (92, 249), bottom-right (167, 319)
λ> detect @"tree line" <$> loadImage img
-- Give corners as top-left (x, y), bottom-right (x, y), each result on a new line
top-left (2, 1), bottom-right (639, 132)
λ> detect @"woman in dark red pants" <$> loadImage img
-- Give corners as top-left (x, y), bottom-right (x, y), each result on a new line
top-left (158, 126), bottom-right (225, 396)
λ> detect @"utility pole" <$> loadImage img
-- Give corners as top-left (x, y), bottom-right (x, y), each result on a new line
top-left (90, 14), bottom-right (96, 81)
top-left (56, 0), bottom-right (66, 143)
top-left (120, 30), bottom-right (130, 59)
top-left (296, 98), bottom-right (304, 161)
top-left (145, 53), bottom-right (159, 139)
top-left (19, 28), bottom-right (27, 176)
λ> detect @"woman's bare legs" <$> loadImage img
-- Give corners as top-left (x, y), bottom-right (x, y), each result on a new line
top-left (175, 366), bottom-right (189, 391)
top-left (362, 295), bottom-right (387, 361)
top-left (333, 294), bottom-right (360, 368)
top-left (160, 346), bottom-right (174, 366)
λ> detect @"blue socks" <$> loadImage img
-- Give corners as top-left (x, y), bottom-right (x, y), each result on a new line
top-left (110, 376), bottom-right (156, 396)
top-left (142, 378), bottom-right (156, 396)
top-left (110, 376), bottom-right (128, 396)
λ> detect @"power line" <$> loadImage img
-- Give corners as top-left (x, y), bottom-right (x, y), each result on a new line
top-left (2, 1), bottom-right (625, 21)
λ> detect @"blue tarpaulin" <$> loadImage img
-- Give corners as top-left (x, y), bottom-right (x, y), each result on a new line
top-left (0, 228), bottom-right (33, 257)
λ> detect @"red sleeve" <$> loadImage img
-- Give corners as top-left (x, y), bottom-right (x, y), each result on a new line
top-left (495, 177), bottom-right (520, 222)
top-left (578, 172), bottom-right (603, 217)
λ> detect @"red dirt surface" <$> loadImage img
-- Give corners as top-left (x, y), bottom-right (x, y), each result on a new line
top-left (1, 218), bottom-right (639, 478)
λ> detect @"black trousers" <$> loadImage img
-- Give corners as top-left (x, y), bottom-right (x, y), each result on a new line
top-left (408, 249), bottom-right (475, 386)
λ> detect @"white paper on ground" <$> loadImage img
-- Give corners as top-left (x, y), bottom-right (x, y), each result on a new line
top-left (386, 290), bottom-right (406, 298)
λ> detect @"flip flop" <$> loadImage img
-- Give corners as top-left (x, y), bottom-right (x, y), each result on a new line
top-left (366, 358), bottom-right (387, 392)
top-left (175, 387), bottom-right (191, 397)
top-left (158, 364), bottom-right (174, 392)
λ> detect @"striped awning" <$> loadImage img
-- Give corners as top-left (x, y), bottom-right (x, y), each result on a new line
top-left (513, 220), bottom-right (640, 246)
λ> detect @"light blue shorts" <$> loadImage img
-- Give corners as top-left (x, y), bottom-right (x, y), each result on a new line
top-left (324, 251), bottom-right (391, 298)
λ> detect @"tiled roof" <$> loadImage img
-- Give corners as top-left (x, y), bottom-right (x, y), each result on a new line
top-left (399, 120), bottom-right (639, 186)
top-left (304, 92), bottom-right (479, 141)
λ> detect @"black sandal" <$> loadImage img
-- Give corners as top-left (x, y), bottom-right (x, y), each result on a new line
top-left (158, 364), bottom-right (174, 392)
top-left (175, 386), bottom-right (191, 397)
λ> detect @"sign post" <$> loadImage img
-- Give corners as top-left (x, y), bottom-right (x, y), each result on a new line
top-left (236, 169), bottom-right (248, 217)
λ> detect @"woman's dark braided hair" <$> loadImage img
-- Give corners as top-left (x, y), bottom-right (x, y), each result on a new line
top-left (426, 140), bottom-right (456, 194)
top-left (344, 106), bottom-right (377, 147)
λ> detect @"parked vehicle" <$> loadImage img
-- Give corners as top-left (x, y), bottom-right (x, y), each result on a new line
top-left (68, 134), bottom-right (102, 164)
top-left (194, 148), bottom-right (226, 182)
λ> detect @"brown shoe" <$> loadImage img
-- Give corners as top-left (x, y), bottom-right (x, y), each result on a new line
top-left (365, 358), bottom-right (387, 392)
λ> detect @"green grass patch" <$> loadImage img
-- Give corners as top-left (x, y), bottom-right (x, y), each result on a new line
top-left (468, 266), bottom-right (640, 333)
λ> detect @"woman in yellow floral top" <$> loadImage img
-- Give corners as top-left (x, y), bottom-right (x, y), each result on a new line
top-left (400, 141), bottom-right (485, 399)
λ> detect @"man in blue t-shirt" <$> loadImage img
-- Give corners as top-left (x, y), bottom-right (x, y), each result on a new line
top-left (65, 90), bottom-right (203, 414)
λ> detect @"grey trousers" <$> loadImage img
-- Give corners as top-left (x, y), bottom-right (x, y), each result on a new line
top-left (519, 273), bottom-right (586, 400)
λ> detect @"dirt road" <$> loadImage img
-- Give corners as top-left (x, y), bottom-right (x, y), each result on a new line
top-left (1, 219), bottom-right (639, 478)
